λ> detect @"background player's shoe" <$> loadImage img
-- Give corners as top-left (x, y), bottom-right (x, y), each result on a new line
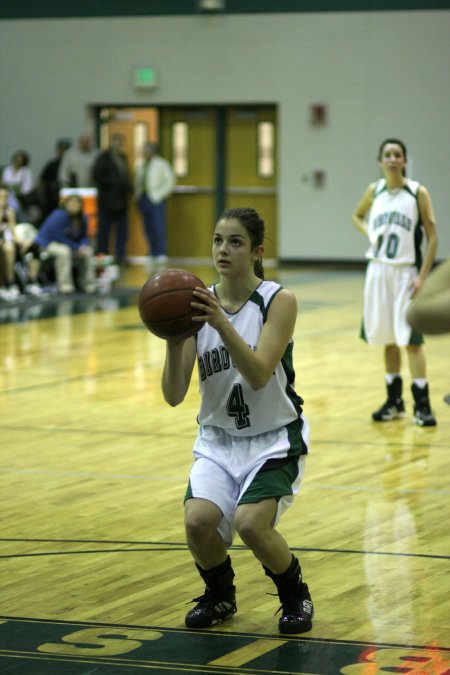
top-left (278, 582), bottom-right (314, 634)
top-left (372, 399), bottom-right (406, 421)
top-left (185, 586), bottom-right (237, 628)
top-left (412, 384), bottom-right (437, 426)
top-left (372, 376), bottom-right (406, 421)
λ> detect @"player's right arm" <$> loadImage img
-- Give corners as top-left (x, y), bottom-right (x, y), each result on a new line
top-left (161, 336), bottom-right (197, 406)
top-left (352, 183), bottom-right (375, 237)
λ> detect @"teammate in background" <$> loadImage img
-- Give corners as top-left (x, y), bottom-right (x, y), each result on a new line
top-left (161, 207), bottom-right (313, 634)
top-left (352, 139), bottom-right (438, 426)
top-left (407, 259), bottom-right (450, 335)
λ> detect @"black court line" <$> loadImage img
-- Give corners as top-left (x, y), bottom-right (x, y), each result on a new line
top-left (1, 425), bottom-right (448, 451)
top-left (0, 539), bottom-right (448, 561)
top-left (1, 615), bottom-right (449, 653)
top-left (0, 364), bottom-right (149, 396)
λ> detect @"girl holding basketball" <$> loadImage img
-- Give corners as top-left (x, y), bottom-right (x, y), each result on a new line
top-left (161, 207), bottom-right (313, 634)
top-left (352, 138), bottom-right (438, 426)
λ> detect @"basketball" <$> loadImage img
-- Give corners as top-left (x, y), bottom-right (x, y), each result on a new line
top-left (138, 268), bottom-right (206, 340)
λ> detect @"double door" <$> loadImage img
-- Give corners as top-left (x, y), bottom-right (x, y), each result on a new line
top-left (98, 105), bottom-right (277, 260)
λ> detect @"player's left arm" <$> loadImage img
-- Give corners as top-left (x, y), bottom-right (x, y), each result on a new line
top-left (414, 185), bottom-right (438, 295)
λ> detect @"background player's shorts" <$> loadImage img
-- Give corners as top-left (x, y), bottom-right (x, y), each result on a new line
top-left (185, 423), bottom-right (309, 547)
top-left (362, 261), bottom-right (423, 346)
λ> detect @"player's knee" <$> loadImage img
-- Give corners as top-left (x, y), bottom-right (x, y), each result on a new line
top-left (234, 515), bottom-right (262, 548)
top-left (184, 511), bottom-right (216, 544)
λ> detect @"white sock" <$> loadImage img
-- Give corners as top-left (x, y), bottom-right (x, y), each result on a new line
top-left (385, 373), bottom-right (400, 385)
top-left (413, 378), bottom-right (427, 389)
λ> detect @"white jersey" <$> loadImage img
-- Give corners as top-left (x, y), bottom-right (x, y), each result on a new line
top-left (366, 179), bottom-right (423, 268)
top-left (195, 280), bottom-right (305, 439)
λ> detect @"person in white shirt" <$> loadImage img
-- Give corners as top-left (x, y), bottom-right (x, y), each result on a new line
top-left (134, 141), bottom-right (175, 268)
top-left (1, 150), bottom-right (36, 221)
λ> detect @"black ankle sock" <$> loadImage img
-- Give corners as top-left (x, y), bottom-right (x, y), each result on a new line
top-left (196, 555), bottom-right (235, 591)
top-left (264, 556), bottom-right (303, 597)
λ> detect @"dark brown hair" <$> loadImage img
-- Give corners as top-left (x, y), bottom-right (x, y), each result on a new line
top-left (378, 138), bottom-right (408, 176)
top-left (218, 207), bottom-right (265, 279)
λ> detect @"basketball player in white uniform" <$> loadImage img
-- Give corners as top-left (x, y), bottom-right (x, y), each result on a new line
top-left (352, 139), bottom-right (438, 426)
top-left (161, 207), bottom-right (313, 634)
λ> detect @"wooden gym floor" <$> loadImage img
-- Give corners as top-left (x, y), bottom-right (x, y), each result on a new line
top-left (0, 264), bottom-right (449, 674)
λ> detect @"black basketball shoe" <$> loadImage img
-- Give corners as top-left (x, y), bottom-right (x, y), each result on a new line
top-left (278, 582), bottom-right (314, 634)
top-left (372, 376), bottom-right (406, 421)
top-left (412, 384), bottom-right (437, 427)
top-left (185, 586), bottom-right (237, 628)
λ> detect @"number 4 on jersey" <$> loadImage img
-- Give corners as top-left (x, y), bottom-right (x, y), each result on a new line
top-left (227, 384), bottom-right (251, 429)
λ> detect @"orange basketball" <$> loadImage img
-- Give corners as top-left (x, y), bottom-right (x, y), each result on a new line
top-left (138, 268), bottom-right (206, 339)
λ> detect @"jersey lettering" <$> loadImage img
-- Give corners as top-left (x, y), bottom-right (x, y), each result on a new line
top-left (373, 210), bottom-right (412, 231)
top-left (198, 345), bottom-right (254, 382)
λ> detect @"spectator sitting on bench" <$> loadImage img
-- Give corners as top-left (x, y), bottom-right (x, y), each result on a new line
top-left (35, 193), bottom-right (96, 294)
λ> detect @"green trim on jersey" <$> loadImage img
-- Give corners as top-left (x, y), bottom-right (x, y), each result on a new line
top-left (248, 284), bottom-right (282, 323)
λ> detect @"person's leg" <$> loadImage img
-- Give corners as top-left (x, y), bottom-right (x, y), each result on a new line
top-left (138, 195), bottom-right (155, 254)
top-left (96, 208), bottom-right (112, 255)
top-left (75, 246), bottom-right (96, 293)
top-left (185, 498), bottom-right (228, 569)
top-left (2, 240), bottom-right (17, 285)
top-left (0, 241), bottom-right (21, 300)
top-left (114, 209), bottom-right (129, 263)
top-left (406, 345), bottom-right (436, 426)
top-left (19, 242), bottom-right (46, 296)
top-left (234, 499), bottom-right (313, 634)
top-left (184, 497), bottom-right (236, 628)
top-left (233, 456), bottom-right (313, 635)
top-left (372, 344), bottom-right (406, 421)
top-left (151, 201), bottom-right (167, 259)
top-left (183, 454), bottom-right (239, 629)
top-left (47, 242), bottom-right (74, 293)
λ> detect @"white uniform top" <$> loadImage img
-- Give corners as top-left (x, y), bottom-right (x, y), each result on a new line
top-left (366, 179), bottom-right (423, 268)
top-left (196, 280), bottom-right (304, 438)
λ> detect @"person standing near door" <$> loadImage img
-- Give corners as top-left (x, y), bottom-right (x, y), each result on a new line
top-left (58, 133), bottom-right (98, 189)
top-left (134, 141), bottom-right (175, 269)
top-left (93, 133), bottom-right (132, 264)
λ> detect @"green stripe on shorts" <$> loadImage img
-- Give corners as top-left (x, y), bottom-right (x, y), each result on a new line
top-left (238, 457), bottom-right (299, 505)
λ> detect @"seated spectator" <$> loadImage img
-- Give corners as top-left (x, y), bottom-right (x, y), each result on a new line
top-left (0, 185), bottom-right (21, 301)
top-left (14, 222), bottom-right (48, 297)
top-left (0, 186), bottom-right (46, 300)
top-left (34, 194), bottom-right (96, 294)
top-left (1, 150), bottom-right (40, 223)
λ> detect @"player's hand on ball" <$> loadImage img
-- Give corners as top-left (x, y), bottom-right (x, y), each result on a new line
top-left (191, 287), bottom-right (226, 330)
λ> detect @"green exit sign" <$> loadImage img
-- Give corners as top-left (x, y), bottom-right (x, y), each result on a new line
top-left (133, 66), bottom-right (158, 90)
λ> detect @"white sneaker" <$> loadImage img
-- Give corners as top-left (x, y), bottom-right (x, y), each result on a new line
top-left (0, 288), bottom-right (14, 302)
top-left (7, 285), bottom-right (21, 300)
top-left (25, 283), bottom-right (46, 297)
